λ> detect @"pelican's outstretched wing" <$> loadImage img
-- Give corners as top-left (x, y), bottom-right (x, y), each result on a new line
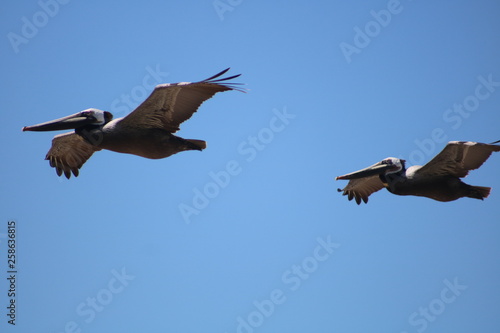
top-left (415, 141), bottom-right (500, 178)
top-left (119, 68), bottom-right (244, 132)
top-left (45, 132), bottom-right (100, 179)
top-left (336, 175), bottom-right (385, 205)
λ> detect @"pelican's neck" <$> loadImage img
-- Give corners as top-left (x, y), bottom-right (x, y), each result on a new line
top-left (76, 124), bottom-right (106, 146)
top-left (380, 167), bottom-right (407, 186)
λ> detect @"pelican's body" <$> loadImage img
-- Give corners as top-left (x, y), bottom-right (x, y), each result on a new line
top-left (88, 118), bottom-right (205, 159)
top-left (23, 68), bottom-right (243, 178)
top-left (336, 141), bottom-right (500, 204)
top-left (381, 164), bottom-right (489, 202)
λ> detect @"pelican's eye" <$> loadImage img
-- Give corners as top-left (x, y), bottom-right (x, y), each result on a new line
top-left (81, 111), bottom-right (97, 121)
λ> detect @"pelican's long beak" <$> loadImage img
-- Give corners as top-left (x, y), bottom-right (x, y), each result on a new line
top-left (335, 162), bottom-right (393, 180)
top-left (22, 112), bottom-right (97, 132)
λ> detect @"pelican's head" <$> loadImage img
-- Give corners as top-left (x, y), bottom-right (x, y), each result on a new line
top-left (380, 157), bottom-right (406, 174)
top-left (22, 108), bottom-right (113, 132)
top-left (336, 157), bottom-right (406, 180)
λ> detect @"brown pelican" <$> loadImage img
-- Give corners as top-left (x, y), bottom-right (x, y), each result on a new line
top-left (336, 141), bottom-right (500, 204)
top-left (23, 68), bottom-right (244, 178)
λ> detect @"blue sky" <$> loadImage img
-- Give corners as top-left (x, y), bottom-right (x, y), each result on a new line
top-left (1, 1), bottom-right (500, 332)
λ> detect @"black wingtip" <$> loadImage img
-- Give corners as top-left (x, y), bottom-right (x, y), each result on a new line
top-left (204, 68), bottom-right (232, 81)
top-left (490, 139), bottom-right (500, 144)
top-left (202, 68), bottom-right (246, 93)
top-left (216, 73), bottom-right (241, 81)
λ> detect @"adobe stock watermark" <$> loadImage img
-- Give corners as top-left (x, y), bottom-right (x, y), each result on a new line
top-left (179, 106), bottom-right (295, 224)
top-left (7, 0), bottom-right (71, 54)
top-left (109, 64), bottom-right (170, 118)
top-left (399, 73), bottom-right (499, 166)
top-left (213, 0), bottom-right (243, 21)
top-left (226, 235), bottom-right (340, 333)
top-left (400, 277), bottom-right (467, 333)
top-left (339, 0), bottom-right (406, 64)
top-left (56, 64), bottom-right (169, 183)
top-left (56, 267), bottom-right (135, 333)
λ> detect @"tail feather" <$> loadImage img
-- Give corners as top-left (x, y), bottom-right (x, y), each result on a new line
top-left (187, 139), bottom-right (207, 151)
top-left (468, 186), bottom-right (491, 200)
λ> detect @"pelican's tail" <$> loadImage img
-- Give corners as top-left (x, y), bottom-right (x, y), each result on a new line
top-left (467, 186), bottom-right (491, 200)
top-left (187, 139), bottom-right (207, 151)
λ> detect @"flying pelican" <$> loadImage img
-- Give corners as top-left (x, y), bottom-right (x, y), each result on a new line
top-left (23, 68), bottom-right (244, 178)
top-left (335, 141), bottom-right (500, 204)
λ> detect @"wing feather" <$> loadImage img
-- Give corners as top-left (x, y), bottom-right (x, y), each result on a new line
top-left (337, 175), bottom-right (385, 205)
top-left (118, 68), bottom-right (244, 132)
top-left (415, 141), bottom-right (500, 178)
top-left (45, 132), bottom-right (100, 179)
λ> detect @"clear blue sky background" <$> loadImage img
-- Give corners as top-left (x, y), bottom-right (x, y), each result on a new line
top-left (1, 1), bottom-right (500, 332)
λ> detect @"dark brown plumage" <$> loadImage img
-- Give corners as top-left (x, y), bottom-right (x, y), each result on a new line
top-left (23, 68), bottom-right (244, 178)
top-left (336, 141), bottom-right (500, 204)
